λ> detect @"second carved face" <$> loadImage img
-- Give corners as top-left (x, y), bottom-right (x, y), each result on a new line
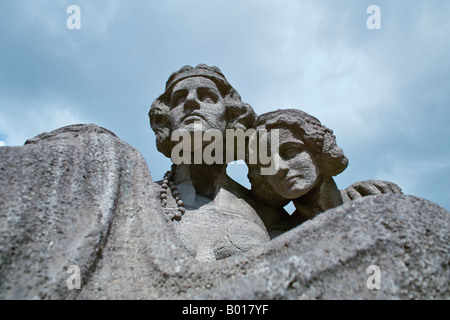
top-left (265, 127), bottom-right (321, 199)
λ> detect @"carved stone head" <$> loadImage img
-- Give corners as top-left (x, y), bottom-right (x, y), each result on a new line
top-left (149, 64), bottom-right (256, 158)
top-left (248, 109), bottom-right (348, 202)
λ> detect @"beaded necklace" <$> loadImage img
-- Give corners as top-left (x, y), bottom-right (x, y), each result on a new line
top-left (160, 164), bottom-right (186, 221)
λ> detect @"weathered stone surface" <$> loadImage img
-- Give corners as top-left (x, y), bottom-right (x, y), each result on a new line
top-left (189, 194), bottom-right (449, 300)
top-left (0, 124), bottom-right (179, 299)
top-left (1, 125), bottom-right (448, 299)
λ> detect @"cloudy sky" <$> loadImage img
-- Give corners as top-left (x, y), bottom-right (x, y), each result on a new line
top-left (1, 0), bottom-right (449, 210)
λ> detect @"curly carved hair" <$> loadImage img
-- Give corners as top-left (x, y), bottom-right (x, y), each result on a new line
top-left (247, 109), bottom-right (348, 203)
top-left (149, 64), bottom-right (256, 158)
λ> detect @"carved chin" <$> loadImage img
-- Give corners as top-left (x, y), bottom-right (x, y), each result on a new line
top-left (275, 178), bottom-right (317, 199)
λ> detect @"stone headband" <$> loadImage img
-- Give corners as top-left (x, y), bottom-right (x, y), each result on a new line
top-left (163, 64), bottom-right (233, 98)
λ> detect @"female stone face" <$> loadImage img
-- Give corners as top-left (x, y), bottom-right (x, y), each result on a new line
top-left (265, 127), bottom-right (321, 199)
top-left (169, 76), bottom-right (226, 134)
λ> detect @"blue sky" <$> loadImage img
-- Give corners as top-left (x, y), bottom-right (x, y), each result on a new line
top-left (1, 0), bottom-right (449, 210)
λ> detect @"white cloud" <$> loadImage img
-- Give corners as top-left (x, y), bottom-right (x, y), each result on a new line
top-left (0, 141), bottom-right (6, 147)
top-left (0, 103), bottom-right (88, 146)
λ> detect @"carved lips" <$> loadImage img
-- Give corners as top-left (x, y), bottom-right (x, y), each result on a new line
top-left (182, 113), bottom-right (206, 124)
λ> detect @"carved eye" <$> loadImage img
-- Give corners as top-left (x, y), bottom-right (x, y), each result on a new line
top-left (171, 93), bottom-right (186, 108)
top-left (280, 145), bottom-right (304, 160)
top-left (198, 90), bottom-right (217, 104)
top-left (201, 95), bottom-right (214, 103)
top-left (283, 148), bottom-right (299, 159)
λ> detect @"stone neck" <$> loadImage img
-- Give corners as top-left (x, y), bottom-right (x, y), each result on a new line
top-left (174, 163), bottom-right (228, 200)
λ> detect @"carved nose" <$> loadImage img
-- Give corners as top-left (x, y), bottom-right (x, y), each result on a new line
top-left (184, 94), bottom-right (200, 112)
top-left (276, 159), bottom-right (290, 175)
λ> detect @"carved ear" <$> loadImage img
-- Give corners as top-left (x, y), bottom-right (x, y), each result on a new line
top-left (149, 96), bottom-right (172, 158)
top-left (225, 99), bottom-right (257, 131)
top-left (321, 131), bottom-right (348, 176)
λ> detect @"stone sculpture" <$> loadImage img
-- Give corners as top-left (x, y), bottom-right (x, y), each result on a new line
top-left (148, 65), bottom-right (274, 261)
top-left (0, 64), bottom-right (448, 299)
top-left (148, 65), bottom-right (402, 247)
top-left (247, 109), bottom-right (403, 235)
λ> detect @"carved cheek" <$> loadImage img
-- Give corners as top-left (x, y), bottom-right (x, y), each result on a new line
top-left (305, 153), bottom-right (321, 180)
top-left (169, 109), bottom-right (179, 125)
top-left (201, 103), bottom-right (226, 130)
top-left (290, 152), bottom-right (320, 188)
top-left (266, 157), bottom-right (288, 191)
top-left (268, 154), bottom-right (285, 179)
top-left (294, 152), bottom-right (318, 173)
top-left (169, 107), bottom-right (187, 129)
